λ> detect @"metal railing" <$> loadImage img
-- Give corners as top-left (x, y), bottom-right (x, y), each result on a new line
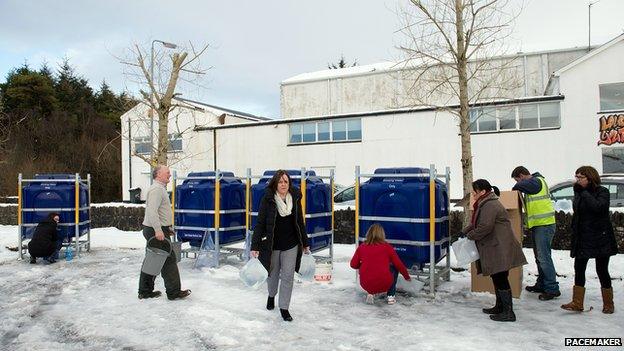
top-left (17, 173), bottom-right (91, 260)
top-left (355, 165), bottom-right (451, 296)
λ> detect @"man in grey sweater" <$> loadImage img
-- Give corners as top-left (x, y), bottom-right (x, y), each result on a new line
top-left (138, 165), bottom-right (191, 300)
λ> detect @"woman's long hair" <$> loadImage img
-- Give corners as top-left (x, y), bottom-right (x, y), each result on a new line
top-left (364, 223), bottom-right (386, 245)
top-left (267, 170), bottom-right (294, 194)
top-left (575, 165), bottom-right (601, 189)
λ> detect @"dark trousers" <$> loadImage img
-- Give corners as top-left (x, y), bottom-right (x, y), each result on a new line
top-left (574, 256), bottom-right (612, 289)
top-left (138, 226), bottom-right (181, 297)
top-left (387, 265), bottom-right (400, 296)
top-left (491, 270), bottom-right (511, 290)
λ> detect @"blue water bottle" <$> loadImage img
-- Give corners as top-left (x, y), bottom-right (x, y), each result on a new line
top-left (65, 245), bottom-right (74, 261)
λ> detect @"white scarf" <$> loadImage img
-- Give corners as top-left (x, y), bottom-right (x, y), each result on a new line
top-left (274, 192), bottom-right (293, 217)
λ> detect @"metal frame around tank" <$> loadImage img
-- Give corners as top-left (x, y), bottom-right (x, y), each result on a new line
top-left (248, 168), bottom-right (335, 265)
top-left (17, 173), bottom-right (91, 260)
top-left (171, 170), bottom-right (248, 267)
top-left (355, 164), bottom-right (451, 295)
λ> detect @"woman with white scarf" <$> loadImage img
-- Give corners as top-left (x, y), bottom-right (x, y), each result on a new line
top-left (251, 170), bottom-right (310, 321)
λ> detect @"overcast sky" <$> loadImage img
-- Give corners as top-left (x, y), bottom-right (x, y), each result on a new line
top-left (1, 0), bottom-right (623, 118)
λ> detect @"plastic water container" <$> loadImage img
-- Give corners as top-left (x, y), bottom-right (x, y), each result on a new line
top-left (298, 253), bottom-right (316, 280)
top-left (359, 167), bottom-right (450, 268)
top-left (314, 262), bottom-right (332, 282)
top-left (239, 258), bottom-right (268, 289)
top-left (65, 245), bottom-right (74, 261)
top-left (452, 237), bottom-right (479, 266)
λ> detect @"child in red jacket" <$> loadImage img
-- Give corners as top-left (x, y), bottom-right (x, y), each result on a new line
top-left (350, 224), bottom-right (411, 304)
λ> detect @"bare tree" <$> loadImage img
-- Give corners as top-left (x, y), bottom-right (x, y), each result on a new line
top-left (121, 41), bottom-right (211, 166)
top-left (397, 0), bottom-right (523, 201)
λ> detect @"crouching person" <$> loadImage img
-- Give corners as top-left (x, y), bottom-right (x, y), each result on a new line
top-left (28, 212), bottom-right (63, 264)
top-left (462, 180), bottom-right (527, 322)
top-left (350, 224), bottom-right (411, 305)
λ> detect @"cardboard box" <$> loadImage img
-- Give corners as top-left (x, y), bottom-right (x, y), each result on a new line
top-left (470, 190), bottom-right (524, 298)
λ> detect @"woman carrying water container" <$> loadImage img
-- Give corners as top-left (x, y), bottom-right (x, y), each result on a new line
top-left (561, 166), bottom-right (617, 314)
top-left (250, 170), bottom-right (310, 322)
top-left (461, 179), bottom-right (527, 322)
top-left (350, 224), bottom-right (411, 305)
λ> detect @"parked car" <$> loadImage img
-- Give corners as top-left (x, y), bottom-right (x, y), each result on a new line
top-left (549, 175), bottom-right (624, 208)
top-left (333, 185), bottom-right (355, 209)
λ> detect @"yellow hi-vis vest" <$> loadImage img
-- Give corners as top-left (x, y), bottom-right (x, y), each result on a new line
top-left (525, 177), bottom-right (556, 229)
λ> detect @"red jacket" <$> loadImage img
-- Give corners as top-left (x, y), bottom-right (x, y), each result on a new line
top-left (350, 242), bottom-right (411, 294)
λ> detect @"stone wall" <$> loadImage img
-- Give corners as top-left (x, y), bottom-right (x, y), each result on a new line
top-left (1, 205), bottom-right (622, 253)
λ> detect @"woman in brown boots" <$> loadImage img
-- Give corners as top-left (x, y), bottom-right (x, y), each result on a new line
top-left (561, 166), bottom-right (617, 314)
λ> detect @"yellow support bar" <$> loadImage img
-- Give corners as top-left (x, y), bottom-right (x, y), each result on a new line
top-left (429, 175), bottom-right (435, 243)
top-left (75, 177), bottom-right (79, 224)
top-left (330, 175), bottom-right (334, 233)
top-left (301, 174), bottom-right (306, 224)
top-left (355, 176), bottom-right (360, 245)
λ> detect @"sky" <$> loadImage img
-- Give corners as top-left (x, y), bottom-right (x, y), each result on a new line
top-left (1, 0), bottom-right (623, 118)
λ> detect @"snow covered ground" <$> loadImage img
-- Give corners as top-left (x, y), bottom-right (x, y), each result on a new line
top-left (0, 225), bottom-right (621, 351)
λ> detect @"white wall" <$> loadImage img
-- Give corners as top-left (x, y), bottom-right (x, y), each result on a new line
top-left (281, 48), bottom-right (588, 119)
top-left (558, 39), bottom-right (624, 176)
top-left (120, 103), bottom-right (251, 201)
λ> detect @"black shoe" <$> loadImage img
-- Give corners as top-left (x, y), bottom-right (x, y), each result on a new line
top-left (280, 309), bottom-right (293, 322)
top-left (45, 257), bottom-right (57, 264)
top-left (525, 284), bottom-right (545, 293)
top-left (138, 291), bottom-right (162, 299)
top-left (490, 289), bottom-right (516, 322)
top-left (538, 291), bottom-right (561, 301)
top-left (168, 289), bottom-right (191, 300)
top-left (482, 289), bottom-right (503, 315)
top-left (267, 296), bottom-right (275, 310)
top-left (30, 257), bottom-right (36, 264)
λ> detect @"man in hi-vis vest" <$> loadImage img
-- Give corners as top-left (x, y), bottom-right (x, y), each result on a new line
top-left (511, 166), bottom-right (560, 301)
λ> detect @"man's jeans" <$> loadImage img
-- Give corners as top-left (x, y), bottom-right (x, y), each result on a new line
top-left (531, 224), bottom-right (559, 293)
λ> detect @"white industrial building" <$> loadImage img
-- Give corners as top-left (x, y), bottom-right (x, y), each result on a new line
top-left (121, 34), bottom-right (624, 200)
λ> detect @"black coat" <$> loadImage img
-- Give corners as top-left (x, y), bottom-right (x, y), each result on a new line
top-left (251, 187), bottom-right (308, 273)
top-left (28, 219), bottom-right (60, 257)
top-left (571, 185), bottom-right (618, 258)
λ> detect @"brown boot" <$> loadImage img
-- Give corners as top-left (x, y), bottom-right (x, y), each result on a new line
top-left (561, 286), bottom-right (585, 312)
top-left (601, 288), bottom-right (614, 314)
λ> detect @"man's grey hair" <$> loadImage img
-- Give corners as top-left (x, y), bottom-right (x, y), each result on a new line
top-left (152, 164), bottom-right (166, 179)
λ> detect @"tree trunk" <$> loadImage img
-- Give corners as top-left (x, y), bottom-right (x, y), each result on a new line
top-left (455, 0), bottom-right (474, 222)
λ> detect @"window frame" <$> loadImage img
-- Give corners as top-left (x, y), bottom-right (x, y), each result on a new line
top-left (288, 118), bottom-right (362, 145)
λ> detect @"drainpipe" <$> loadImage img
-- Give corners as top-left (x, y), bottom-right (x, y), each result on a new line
top-left (128, 118), bottom-right (132, 195)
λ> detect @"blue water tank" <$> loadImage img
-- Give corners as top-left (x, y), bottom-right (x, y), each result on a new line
top-left (359, 167), bottom-right (449, 268)
top-left (21, 174), bottom-right (90, 241)
top-left (251, 170), bottom-right (332, 253)
top-left (174, 171), bottom-right (246, 247)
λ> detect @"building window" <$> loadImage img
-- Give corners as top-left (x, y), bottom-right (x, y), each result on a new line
top-left (347, 119), bottom-right (362, 140)
top-left (519, 104), bottom-right (538, 129)
top-left (318, 122), bottom-right (330, 141)
top-left (134, 134), bottom-right (183, 154)
top-left (289, 118), bottom-right (362, 145)
top-left (134, 138), bottom-right (151, 154)
top-left (599, 82), bottom-right (624, 112)
top-left (603, 147), bottom-right (624, 173)
top-left (289, 124), bottom-right (302, 143)
top-left (168, 134), bottom-right (183, 152)
top-left (470, 101), bottom-right (560, 133)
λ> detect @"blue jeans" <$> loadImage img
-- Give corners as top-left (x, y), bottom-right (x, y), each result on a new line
top-left (387, 265), bottom-right (399, 296)
top-left (531, 224), bottom-right (559, 293)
